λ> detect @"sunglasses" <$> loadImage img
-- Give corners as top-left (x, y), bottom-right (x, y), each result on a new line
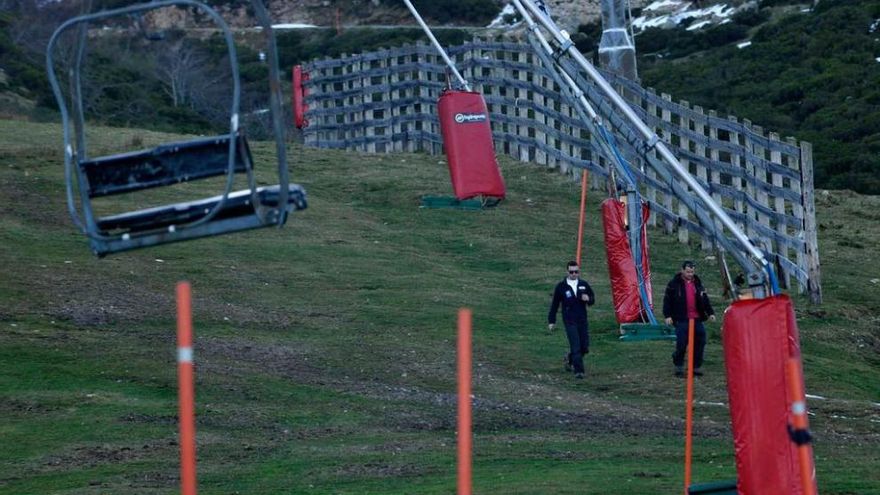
top-left (568, 269), bottom-right (579, 274)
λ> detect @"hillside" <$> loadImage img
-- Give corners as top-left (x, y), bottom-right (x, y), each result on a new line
top-left (636, 0), bottom-right (880, 193)
top-left (0, 119), bottom-right (878, 493)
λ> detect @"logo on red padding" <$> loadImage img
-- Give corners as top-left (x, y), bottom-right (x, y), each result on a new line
top-left (454, 113), bottom-right (487, 124)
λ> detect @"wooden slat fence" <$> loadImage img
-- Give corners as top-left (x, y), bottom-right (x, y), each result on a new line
top-left (301, 40), bottom-right (821, 302)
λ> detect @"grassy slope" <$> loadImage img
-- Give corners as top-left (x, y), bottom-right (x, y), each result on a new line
top-left (0, 120), bottom-right (877, 494)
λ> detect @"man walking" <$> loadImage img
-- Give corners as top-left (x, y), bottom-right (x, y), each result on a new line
top-left (548, 260), bottom-right (596, 379)
top-left (663, 260), bottom-right (716, 377)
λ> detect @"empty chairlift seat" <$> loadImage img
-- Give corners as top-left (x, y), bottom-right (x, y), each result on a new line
top-left (77, 133), bottom-right (306, 255)
top-left (46, 0), bottom-right (306, 256)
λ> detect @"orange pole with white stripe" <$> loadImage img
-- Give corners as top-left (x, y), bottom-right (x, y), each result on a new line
top-left (176, 282), bottom-right (197, 495)
top-left (457, 308), bottom-right (472, 495)
top-left (575, 170), bottom-right (589, 265)
top-left (785, 357), bottom-right (816, 495)
top-left (684, 318), bottom-right (695, 494)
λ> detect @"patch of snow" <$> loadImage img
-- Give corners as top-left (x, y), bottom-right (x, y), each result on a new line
top-left (644, 0), bottom-right (688, 13)
top-left (687, 20), bottom-right (712, 31)
top-left (271, 23), bottom-right (317, 30)
top-left (871, 19), bottom-right (880, 33)
top-left (876, 57), bottom-right (880, 63)
top-left (488, 4), bottom-right (518, 28)
top-left (634, 2), bottom-right (736, 33)
top-left (633, 14), bottom-right (673, 31)
top-left (737, 41), bottom-right (752, 49)
top-left (696, 4), bottom-right (733, 18)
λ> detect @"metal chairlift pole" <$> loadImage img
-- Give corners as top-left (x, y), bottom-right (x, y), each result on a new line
top-left (250, 0), bottom-right (289, 223)
top-left (515, 0), bottom-right (754, 276)
top-left (516, 0), bottom-right (772, 275)
top-left (402, 0), bottom-right (471, 91)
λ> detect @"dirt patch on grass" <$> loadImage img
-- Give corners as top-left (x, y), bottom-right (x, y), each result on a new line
top-left (332, 461), bottom-right (431, 479)
top-left (37, 441), bottom-right (173, 473)
top-left (0, 398), bottom-right (60, 416)
top-left (198, 337), bottom-right (725, 441)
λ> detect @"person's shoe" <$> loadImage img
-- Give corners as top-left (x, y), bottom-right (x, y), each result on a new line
top-left (693, 368), bottom-right (704, 377)
top-left (575, 372), bottom-right (585, 380)
top-left (564, 353), bottom-right (573, 372)
top-left (674, 366), bottom-right (685, 378)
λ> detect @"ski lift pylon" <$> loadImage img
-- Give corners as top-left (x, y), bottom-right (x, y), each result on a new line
top-left (46, 0), bottom-right (306, 257)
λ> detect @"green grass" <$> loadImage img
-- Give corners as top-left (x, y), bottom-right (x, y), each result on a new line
top-left (0, 120), bottom-right (878, 494)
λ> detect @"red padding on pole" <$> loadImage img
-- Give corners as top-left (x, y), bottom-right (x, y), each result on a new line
top-left (292, 65), bottom-right (309, 129)
top-left (438, 90), bottom-right (506, 200)
top-left (601, 198), bottom-right (652, 324)
top-left (723, 295), bottom-right (816, 495)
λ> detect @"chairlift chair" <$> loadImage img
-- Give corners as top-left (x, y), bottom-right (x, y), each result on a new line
top-left (46, 0), bottom-right (306, 257)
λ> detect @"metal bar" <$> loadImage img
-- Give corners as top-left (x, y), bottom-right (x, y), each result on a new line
top-left (517, 0), bottom-right (767, 268)
top-left (251, 0), bottom-right (289, 225)
top-left (402, 0), bottom-right (470, 91)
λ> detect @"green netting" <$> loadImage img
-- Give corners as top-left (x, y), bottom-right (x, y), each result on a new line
top-left (618, 323), bottom-right (676, 342)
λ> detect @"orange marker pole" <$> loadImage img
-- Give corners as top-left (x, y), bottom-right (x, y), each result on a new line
top-left (176, 282), bottom-right (197, 495)
top-left (575, 169), bottom-right (589, 265)
top-left (457, 308), bottom-right (472, 495)
top-left (785, 357), bottom-right (816, 495)
top-left (684, 318), bottom-right (695, 495)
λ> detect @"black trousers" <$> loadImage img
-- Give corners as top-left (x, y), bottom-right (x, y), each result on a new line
top-left (672, 319), bottom-right (706, 369)
top-left (564, 321), bottom-right (590, 374)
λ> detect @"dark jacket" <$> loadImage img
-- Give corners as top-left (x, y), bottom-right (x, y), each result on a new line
top-left (662, 273), bottom-right (714, 323)
top-left (548, 278), bottom-right (595, 325)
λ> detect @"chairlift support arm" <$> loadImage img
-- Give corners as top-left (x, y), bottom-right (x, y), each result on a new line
top-left (514, 0), bottom-right (772, 278)
top-left (402, 0), bottom-right (471, 91)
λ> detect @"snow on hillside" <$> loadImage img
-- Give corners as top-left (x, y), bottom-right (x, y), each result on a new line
top-left (633, 0), bottom-right (737, 32)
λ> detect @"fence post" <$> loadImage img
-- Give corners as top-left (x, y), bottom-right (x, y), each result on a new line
top-left (788, 136), bottom-right (807, 294)
top-left (769, 132), bottom-right (791, 289)
top-left (800, 142), bottom-right (822, 303)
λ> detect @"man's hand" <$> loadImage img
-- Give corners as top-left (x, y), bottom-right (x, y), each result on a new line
top-left (664, 317), bottom-right (673, 325)
top-left (581, 293), bottom-right (589, 302)
top-left (709, 314), bottom-right (716, 322)
top-left (548, 323), bottom-right (555, 332)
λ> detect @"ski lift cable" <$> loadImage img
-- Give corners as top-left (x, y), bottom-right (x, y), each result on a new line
top-left (514, 0), bottom-right (778, 293)
top-left (402, 0), bottom-right (471, 91)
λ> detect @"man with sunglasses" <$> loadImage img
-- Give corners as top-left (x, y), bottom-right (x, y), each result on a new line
top-left (548, 260), bottom-right (596, 379)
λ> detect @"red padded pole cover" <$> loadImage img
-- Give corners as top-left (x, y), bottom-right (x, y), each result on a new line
top-left (292, 65), bottom-right (308, 129)
top-left (601, 198), bottom-right (652, 324)
top-left (438, 90), bottom-right (505, 200)
top-left (723, 295), bottom-right (816, 495)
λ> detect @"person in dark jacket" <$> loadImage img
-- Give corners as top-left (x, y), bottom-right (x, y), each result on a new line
top-left (548, 260), bottom-right (596, 379)
top-left (663, 260), bottom-right (716, 377)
